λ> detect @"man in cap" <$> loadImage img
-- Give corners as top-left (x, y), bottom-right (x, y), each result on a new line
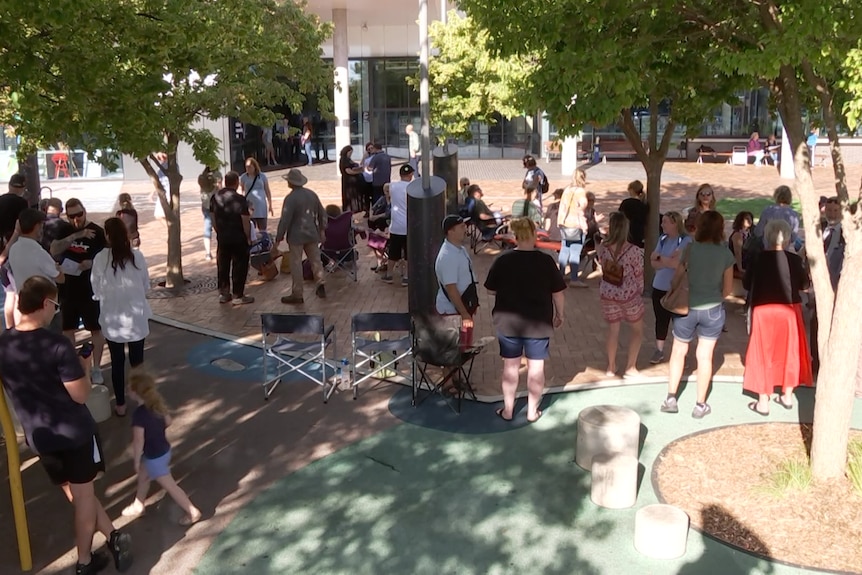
top-left (276, 169), bottom-right (328, 304)
top-left (435, 215), bottom-right (476, 325)
top-left (381, 163), bottom-right (414, 287)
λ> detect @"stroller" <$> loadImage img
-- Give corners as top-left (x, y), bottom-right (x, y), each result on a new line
top-left (249, 228), bottom-right (280, 281)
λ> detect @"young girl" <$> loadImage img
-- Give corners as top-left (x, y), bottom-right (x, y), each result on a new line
top-left (122, 371), bottom-right (201, 526)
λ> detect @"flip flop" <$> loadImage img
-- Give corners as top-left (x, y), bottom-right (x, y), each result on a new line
top-left (495, 408), bottom-right (513, 422)
top-left (774, 396), bottom-right (794, 410)
top-left (527, 410), bottom-right (543, 423)
top-left (748, 401), bottom-right (769, 417)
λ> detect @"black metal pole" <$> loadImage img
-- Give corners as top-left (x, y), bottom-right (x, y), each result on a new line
top-left (433, 144), bottom-right (459, 215)
top-left (407, 177), bottom-right (446, 315)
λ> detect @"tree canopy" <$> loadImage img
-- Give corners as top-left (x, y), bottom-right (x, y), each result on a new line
top-left (0, 0), bottom-right (332, 286)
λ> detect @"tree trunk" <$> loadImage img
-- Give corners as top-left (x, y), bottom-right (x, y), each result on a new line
top-left (164, 133), bottom-right (184, 289)
top-left (810, 255), bottom-right (862, 479)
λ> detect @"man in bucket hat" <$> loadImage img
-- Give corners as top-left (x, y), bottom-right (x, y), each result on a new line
top-left (276, 169), bottom-right (328, 304)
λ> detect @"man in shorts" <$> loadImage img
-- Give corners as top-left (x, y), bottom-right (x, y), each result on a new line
top-left (0, 276), bottom-right (133, 574)
top-left (381, 164), bottom-right (413, 287)
top-left (52, 198), bottom-right (107, 382)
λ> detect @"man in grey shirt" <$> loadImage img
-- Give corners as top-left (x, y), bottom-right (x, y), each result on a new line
top-left (367, 142), bottom-right (391, 204)
top-left (276, 169), bottom-right (328, 304)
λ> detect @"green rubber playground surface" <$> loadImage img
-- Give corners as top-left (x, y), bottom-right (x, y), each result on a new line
top-left (195, 383), bottom-right (861, 575)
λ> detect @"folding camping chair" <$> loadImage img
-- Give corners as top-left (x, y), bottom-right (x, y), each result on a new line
top-left (321, 211), bottom-right (358, 281)
top-left (261, 313), bottom-right (336, 401)
top-left (350, 312), bottom-right (413, 399)
top-left (411, 317), bottom-right (481, 413)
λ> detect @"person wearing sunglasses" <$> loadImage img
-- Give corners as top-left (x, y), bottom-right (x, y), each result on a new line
top-left (0, 275), bottom-right (134, 574)
top-left (684, 183), bottom-right (717, 235)
top-left (52, 198), bottom-right (108, 384)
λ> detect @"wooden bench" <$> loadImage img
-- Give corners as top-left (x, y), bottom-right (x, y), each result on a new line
top-left (696, 150), bottom-right (734, 164)
top-left (544, 139), bottom-right (562, 162)
top-left (597, 140), bottom-right (647, 162)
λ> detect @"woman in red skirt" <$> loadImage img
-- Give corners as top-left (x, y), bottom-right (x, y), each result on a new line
top-left (742, 219), bottom-right (813, 415)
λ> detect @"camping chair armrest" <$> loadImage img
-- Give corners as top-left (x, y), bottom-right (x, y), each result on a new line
top-left (324, 324), bottom-right (335, 340)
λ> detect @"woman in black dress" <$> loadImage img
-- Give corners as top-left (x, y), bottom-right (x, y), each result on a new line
top-left (339, 145), bottom-right (364, 214)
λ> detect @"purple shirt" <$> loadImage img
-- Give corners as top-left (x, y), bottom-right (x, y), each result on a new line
top-left (132, 405), bottom-right (171, 459)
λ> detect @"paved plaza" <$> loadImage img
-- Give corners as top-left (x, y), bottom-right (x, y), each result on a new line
top-left (1, 159), bottom-right (860, 574)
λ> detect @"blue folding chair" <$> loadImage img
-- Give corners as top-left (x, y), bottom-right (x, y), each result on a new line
top-left (351, 312), bottom-right (413, 399)
top-left (261, 313), bottom-right (336, 401)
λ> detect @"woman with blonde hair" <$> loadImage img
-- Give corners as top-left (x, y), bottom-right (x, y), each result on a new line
top-left (742, 219), bottom-right (812, 414)
top-left (684, 183), bottom-right (716, 234)
top-left (122, 371), bottom-right (201, 525)
top-left (598, 211), bottom-right (645, 377)
top-left (239, 157), bottom-right (273, 231)
top-left (484, 217), bottom-right (566, 423)
top-left (557, 169), bottom-right (589, 287)
top-left (649, 211), bottom-right (691, 364)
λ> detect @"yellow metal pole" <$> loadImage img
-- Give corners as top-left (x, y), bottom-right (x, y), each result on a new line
top-left (0, 383), bottom-right (32, 571)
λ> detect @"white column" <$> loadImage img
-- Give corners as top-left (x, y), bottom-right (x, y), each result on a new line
top-left (333, 8), bottom-right (350, 172)
top-left (780, 125), bottom-right (794, 179)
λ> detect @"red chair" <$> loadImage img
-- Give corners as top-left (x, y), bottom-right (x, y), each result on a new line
top-left (52, 153), bottom-right (70, 178)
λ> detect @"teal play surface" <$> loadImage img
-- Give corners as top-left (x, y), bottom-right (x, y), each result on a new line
top-left (195, 383), bottom-right (860, 575)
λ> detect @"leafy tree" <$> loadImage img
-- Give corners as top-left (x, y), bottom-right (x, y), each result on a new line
top-left (0, 0), bottom-right (332, 288)
top-left (410, 11), bottom-right (530, 143)
top-left (691, 0), bottom-right (862, 481)
top-left (457, 0), bottom-right (746, 283)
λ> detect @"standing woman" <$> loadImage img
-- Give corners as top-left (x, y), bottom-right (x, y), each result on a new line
top-left (649, 211), bottom-right (691, 364)
top-left (115, 193), bottom-right (140, 248)
top-left (661, 211), bottom-right (735, 419)
top-left (301, 118), bottom-right (314, 167)
top-left (484, 218), bottom-right (566, 423)
top-left (91, 218), bottom-right (152, 417)
top-left (598, 212), bottom-right (645, 377)
top-left (557, 169), bottom-right (590, 288)
top-left (339, 145), bottom-right (364, 214)
top-left (684, 183), bottom-right (716, 234)
top-left (742, 219), bottom-right (812, 415)
top-left (239, 158), bottom-right (273, 231)
top-left (150, 152), bottom-right (169, 228)
top-left (618, 180), bottom-right (648, 248)
top-left (198, 167), bottom-right (222, 261)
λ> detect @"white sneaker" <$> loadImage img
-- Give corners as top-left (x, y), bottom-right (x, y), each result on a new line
top-left (91, 369), bottom-right (104, 385)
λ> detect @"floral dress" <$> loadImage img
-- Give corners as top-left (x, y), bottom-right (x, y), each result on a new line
top-left (598, 241), bottom-right (645, 323)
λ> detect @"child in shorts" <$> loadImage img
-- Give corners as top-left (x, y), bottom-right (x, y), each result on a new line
top-left (122, 371), bottom-right (201, 526)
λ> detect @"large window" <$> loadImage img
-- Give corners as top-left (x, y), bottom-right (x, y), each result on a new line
top-left (0, 127), bottom-right (123, 182)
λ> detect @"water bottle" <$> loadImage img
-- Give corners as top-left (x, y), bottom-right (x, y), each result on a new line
top-left (340, 358), bottom-right (350, 388)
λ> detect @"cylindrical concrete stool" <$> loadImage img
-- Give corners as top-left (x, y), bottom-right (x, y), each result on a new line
top-left (590, 453), bottom-right (638, 509)
top-left (634, 504), bottom-right (690, 559)
top-left (86, 384), bottom-right (112, 423)
top-left (576, 405), bottom-right (641, 470)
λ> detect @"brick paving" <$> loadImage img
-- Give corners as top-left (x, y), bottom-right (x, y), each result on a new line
top-left (88, 160), bottom-right (860, 400)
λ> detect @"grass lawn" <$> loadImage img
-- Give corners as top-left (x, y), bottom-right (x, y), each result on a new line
top-left (716, 197), bottom-right (802, 223)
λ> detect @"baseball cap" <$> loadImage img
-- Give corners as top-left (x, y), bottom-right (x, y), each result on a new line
top-left (442, 214), bottom-right (467, 233)
top-left (9, 173), bottom-right (26, 188)
top-left (399, 164), bottom-right (415, 176)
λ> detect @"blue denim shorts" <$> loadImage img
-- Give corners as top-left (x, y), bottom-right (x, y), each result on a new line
top-left (672, 304), bottom-right (725, 343)
top-left (498, 334), bottom-right (550, 360)
top-left (142, 449), bottom-right (172, 480)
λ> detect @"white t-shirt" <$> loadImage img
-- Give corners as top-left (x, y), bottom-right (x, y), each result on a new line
top-left (435, 240), bottom-right (474, 315)
top-left (389, 180), bottom-right (409, 235)
top-left (9, 237), bottom-right (60, 287)
top-left (91, 249), bottom-right (152, 342)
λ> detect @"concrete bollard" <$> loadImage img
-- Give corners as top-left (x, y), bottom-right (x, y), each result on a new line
top-left (576, 405), bottom-right (641, 470)
top-left (85, 384), bottom-right (112, 423)
top-left (590, 453), bottom-right (638, 509)
top-left (634, 504), bottom-right (690, 559)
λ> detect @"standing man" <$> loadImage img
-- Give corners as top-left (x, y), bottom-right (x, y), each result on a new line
top-left (406, 124), bottom-right (420, 173)
top-left (51, 198), bottom-right (107, 383)
top-left (368, 142), bottom-right (391, 204)
top-left (210, 171), bottom-right (254, 305)
top-left (381, 164), bottom-right (413, 287)
top-left (435, 215), bottom-right (476, 326)
top-left (0, 276), bottom-right (133, 575)
top-left (276, 169), bottom-right (327, 304)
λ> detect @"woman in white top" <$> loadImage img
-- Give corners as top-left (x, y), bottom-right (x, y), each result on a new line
top-left (91, 217), bottom-right (152, 416)
top-left (239, 157), bottom-right (273, 231)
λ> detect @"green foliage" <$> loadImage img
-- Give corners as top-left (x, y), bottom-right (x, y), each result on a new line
top-left (410, 12), bottom-right (530, 142)
top-left (759, 457), bottom-right (812, 498)
top-left (0, 0), bottom-right (332, 167)
top-left (848, 439), bottom-right (862, 496)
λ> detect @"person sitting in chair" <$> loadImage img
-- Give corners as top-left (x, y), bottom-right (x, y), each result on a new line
top-left (467, 185), bottom-right (498, 233)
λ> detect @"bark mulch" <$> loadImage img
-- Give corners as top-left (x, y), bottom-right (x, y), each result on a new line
top-left (655, 423), bottom-right (862, 574)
